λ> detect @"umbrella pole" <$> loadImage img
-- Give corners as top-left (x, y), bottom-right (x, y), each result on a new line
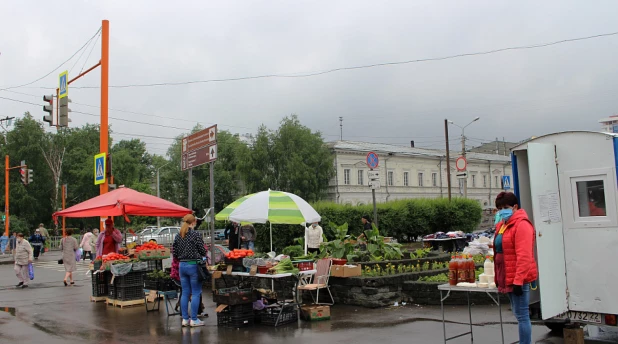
top-left (270, 222), bottom-right (273, 253)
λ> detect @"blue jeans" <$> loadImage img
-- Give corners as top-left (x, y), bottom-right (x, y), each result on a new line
top-left (241, 241), bottom-right (254, 250)
top-left (179, 262), bottom-right (202, 321)
top-left (508, 284), bottom-right (532, 344)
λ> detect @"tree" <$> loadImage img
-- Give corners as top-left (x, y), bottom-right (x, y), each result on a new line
top-left (239, 115), bottom-right (334, 202)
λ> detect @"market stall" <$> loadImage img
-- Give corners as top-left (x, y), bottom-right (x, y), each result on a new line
top-left (52, 186), bottom-right (192, 308)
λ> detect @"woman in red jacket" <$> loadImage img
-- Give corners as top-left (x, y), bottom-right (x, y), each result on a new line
top-left (494, 192), bottom-right (538, 344)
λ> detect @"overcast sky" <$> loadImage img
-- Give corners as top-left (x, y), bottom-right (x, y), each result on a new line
top-left (1, 1), bottom-right (617, 156)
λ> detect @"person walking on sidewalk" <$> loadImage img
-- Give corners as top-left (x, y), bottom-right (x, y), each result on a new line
top-left (80, 228), bottom-right (95, 261)
top-left (61, 228), bottom-right (79, 286)
top-left (0, 233), bottom-right (8, 255)
top-left (9, 232), bottom-right (17, 258)
top-left (37, 224), bottom-right (49, 256)
top-left (29, 229), bottom-right (45, 260)
top-left (14, 233), bottom-right (33, 288)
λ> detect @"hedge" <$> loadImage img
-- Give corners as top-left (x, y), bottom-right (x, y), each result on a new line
top-left (243, 198), bottom-right (482, 253)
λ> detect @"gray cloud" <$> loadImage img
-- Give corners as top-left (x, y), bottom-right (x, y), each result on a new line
top-left (1, 0), bottom-right (617, 155)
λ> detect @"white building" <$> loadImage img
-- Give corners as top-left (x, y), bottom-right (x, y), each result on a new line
top-left (599, 116), bottom-right (618, 133)
top-left (327, 141), bottom-right (513, 208)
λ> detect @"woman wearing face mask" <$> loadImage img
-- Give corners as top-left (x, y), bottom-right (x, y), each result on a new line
top-left (172, 214), bottom-right (207, 327)
top-left (306, 222), bottom-right (323, 254)
top-left (493, 192), bottom-right (538, 344)
top-left (14, 233), bottom-right (33, 288)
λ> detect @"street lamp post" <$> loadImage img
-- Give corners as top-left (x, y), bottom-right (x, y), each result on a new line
top-left (156, 161), bottom-right (172, 228)
top-left (448, 117), bottom-right (480, 198)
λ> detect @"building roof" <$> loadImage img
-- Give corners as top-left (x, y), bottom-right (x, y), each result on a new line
top-left (469, 140), bottom-right (518, 156)
top-left (599, 115), bottom-right (618, 123)
top-left (328, 140), bottom-right (511, 163)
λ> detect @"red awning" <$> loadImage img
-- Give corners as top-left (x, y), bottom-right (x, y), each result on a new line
top-left (53, 187), bottom-right (192, 219)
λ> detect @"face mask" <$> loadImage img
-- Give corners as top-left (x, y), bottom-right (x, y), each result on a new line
top-left (498, 208), bottom-right (514, 222)
top-left (312, 224), bottom-right (317, 228)
top-left (494, 213), bottom-right (501, 225)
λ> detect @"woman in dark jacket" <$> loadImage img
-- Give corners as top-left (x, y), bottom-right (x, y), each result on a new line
top-left (172, 214), bottom-right (207, 327)
top-left (493, 192), bottom-right (538, 344)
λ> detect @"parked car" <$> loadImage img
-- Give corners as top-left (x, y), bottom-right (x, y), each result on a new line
top-left (142, 227), bottom-right (180, 246)
top-left (126, 226), bottom-right (158, 244)
top-left (214, 229), bottom-right (225, 240)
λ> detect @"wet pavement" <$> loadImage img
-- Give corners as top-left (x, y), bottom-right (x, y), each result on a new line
top-left (0, 252), bottom-right (613, 344)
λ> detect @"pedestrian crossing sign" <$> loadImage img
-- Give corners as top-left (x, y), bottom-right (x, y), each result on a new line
top-left (502, 176), bottom-right (511, 190)
top-left (94, 153), bottom-right (106, 185)
top-left (59, 71), bottom-right (68, 99)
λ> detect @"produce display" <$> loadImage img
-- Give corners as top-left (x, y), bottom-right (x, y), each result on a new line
top-left (103, 253), bottom-right (130, 263)
top-left (135, 242), bottom-right (165, 252)
top-left (225, 249), bottom-right (254, 259)
top-left (267, 258), bottom-right (298, 275)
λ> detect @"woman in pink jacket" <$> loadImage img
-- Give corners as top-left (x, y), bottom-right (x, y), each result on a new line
top-left (80, 228), bottom-right (95, 261)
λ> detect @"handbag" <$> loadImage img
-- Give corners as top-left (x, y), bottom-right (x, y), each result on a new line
top-left (197, 259), bottom-right (209, 282)
top-left (58, 258), bottom-right (63, 264)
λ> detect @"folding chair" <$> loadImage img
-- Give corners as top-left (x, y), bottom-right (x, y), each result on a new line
top-left (297, 258), bottom-right (334, 305)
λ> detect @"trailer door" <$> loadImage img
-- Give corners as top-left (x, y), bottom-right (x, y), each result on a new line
top-left (527, 143), bottom-right (568, 319)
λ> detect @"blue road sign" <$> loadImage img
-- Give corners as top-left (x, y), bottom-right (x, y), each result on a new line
top-left (59, 71), bottom-right (68, 99)
top-left (94, 153), bottom-right (106, 185)
top-left (502, 176), bottom-right (511, 190)
top-left (366, 151), bottom-right (379, 169)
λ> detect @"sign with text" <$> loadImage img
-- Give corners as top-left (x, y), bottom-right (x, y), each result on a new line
top-left (182, 125), bottom-right (217, 155)
top-left (181, 144), bottom-right (217, 171)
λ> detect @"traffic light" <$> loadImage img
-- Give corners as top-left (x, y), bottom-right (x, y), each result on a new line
top-left (27, 169), bottom-right (33, 185)
top-left (43, 95), bottom-right (53, 126)
top-left (59, 97), bottom-right (72, 127)
top-left (20, 160), bottom-right (26, 185)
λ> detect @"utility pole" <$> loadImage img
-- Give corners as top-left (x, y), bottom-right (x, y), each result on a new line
top-left (0, 117), bottom-right (15, 144)
top-left (339, 117), bottom-right (343, 140)
top-left (447, 117), bottom-right (480, 199)
top-left (156, 161), bottom-right (171, 228)
top-left (444, 119), bottom-right (452, 201)
top-left (100, 19), bottom-right (110, 197)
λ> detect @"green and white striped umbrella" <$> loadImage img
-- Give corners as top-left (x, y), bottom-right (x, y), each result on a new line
top-left (215, 189), bottom-right (320, 225)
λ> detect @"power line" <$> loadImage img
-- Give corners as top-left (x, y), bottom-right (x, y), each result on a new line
top-left (72, 110), bottom-right (194, 131)
top-left (36, 30), bottom-right (618, 90)
top-left (0, 27), bottom-right (102, 91)
top-left (80, 32), bottom-right (101, 75)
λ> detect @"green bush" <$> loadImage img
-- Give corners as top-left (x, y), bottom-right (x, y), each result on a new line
top-left (226, 198), bottom-right (481, 254)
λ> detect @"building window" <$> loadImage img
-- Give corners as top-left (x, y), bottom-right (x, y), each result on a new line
top-left (483, 175), bottom-right (487, 188)
top-left (403, 172), bottom-right (409, 186)
top-left (576, 180), bottom-right (606, 217)
top-left (344, 169), bottom-right (350, 185)
top-left (418, 172), bottom-right (424, 187)
top-left (432, 173), bottom-right (437, 187)
top-left (388, 171), bottom-right (394, 186)
top-left (495, 176), bottom-right (499, 188)
top-left (472, 174), bottom-right (476, 188)
top-left (357, 170), bottom-right (364, 185)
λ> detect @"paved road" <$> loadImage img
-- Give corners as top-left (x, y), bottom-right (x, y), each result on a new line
top-left (0, 252), bottom-right (613, 344)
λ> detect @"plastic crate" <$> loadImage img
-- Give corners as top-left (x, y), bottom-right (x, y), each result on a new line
top-left (91, 272), bottom-right (108, 297)
top-left (144, 278), bottom-right (175, 292)
top-left (115, 285), bottom-right (145, 301)
top-left (217, 304), bottom-right (255, 328)
top-left (258, 305), bottom-right (298, 326)
top-left (113, 271), bottom-right (144, 287)
top-left (93, 261), bottom-right (102, 271)
top-left (213, 289), bottom-right (256, 305)
top-left (145, 259), bottom-right (163, 271)
top-left (297, 262), bottom-right (314, 271)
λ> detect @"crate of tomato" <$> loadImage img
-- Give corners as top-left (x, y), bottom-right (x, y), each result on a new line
top-left (224, 249), bottom-right (255, 266)
top-left (135, 242), bottom-right (168, 260)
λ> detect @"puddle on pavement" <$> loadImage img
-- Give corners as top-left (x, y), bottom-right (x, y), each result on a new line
top-left (0, 307), bottom-right (16, 316)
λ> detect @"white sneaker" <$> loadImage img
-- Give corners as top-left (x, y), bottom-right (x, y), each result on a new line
top-left (182, 319), bottom-right (190, 327)
top-left (190, 319), bottom-right (205, 327)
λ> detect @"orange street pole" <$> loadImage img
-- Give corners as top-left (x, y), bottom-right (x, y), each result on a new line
top-left (62, 184), bottom-right (66, 237)
top-left (100, 19), bottom-right (109, 196)
top-left (4, 155), bottom-right (9, 237)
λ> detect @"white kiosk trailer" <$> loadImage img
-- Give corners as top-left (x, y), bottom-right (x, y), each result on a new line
top-left (511, 131), bottom-right (618, 331)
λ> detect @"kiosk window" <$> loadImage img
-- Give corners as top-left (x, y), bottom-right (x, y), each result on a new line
top-left (576, 180), bottom-right (606, 217)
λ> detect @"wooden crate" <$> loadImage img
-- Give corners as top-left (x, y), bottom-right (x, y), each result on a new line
top-left (90, 296), bottom-right (107, 303)
top-left (113, 298), bottom-right (145, 308)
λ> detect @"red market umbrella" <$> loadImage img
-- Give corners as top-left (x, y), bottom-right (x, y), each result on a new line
top-left (52, 187), bottom-right (192, 220)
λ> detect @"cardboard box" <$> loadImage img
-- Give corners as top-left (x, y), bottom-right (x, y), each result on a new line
top-left (301, 305), bottom-right (331, 321)
top-left (330, 264), bottom-right (361, 278)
